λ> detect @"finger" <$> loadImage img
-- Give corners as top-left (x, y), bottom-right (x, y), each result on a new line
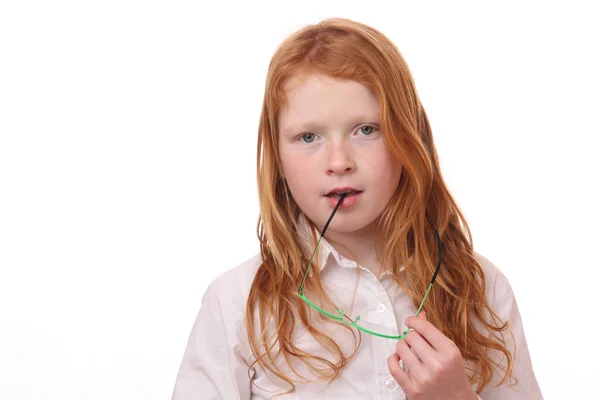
top-left (403, 328), bottom-right (438, 366)
top-left (387, 353), bottom-right (411, 390)
top-left (395, 337), bottom-right (424, 376)
top-left (405, 316), bottom-right (448, 350)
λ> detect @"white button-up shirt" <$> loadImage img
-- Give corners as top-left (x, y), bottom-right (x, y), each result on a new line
top-left (172, 227), bottom-right (543, 399)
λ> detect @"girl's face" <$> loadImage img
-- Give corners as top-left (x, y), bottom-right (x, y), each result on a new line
top-left (278, 73), bottom-right (402, 236)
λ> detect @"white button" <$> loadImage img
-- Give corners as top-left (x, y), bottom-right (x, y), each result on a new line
top-left (376, 304), bottom-right (386, 313)
top-left (385, 377), bottom-right (397, 389)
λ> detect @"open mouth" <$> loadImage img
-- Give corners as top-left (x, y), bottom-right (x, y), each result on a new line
top-left (326, 189), bottom-right (362, 198)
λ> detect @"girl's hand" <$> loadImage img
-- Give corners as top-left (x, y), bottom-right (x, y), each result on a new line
top-left (387, 311), bottom-right (477, 400)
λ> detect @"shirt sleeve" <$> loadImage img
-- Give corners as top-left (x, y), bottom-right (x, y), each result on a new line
top-left (476, 257), bottom-right (544, 399)
top-left (171, 280), bottom-right (253, 400)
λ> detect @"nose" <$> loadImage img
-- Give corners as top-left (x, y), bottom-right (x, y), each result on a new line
top-left (326, 139), bottom-right (356, 176)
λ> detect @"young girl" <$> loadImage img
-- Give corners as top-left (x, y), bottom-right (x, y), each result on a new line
top-left (172, 18), bottom-right (542, 399)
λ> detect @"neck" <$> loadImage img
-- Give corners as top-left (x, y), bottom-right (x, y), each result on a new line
top-left (324, 220), bottom-right (383, 277)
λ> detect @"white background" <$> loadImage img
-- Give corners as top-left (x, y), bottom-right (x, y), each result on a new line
top-left (1, 1), bottom-right (598, 399)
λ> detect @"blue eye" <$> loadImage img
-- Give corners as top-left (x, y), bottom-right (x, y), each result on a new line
top-left (360, 126), bottom-right (375, 135)
top-left (301, 133), bottom-right (316, 143)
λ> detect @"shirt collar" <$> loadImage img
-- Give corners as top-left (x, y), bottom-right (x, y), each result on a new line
top-left (296, 213), bottom-right (338, 273)
top-left (296, 213), bottom-right (407, 274)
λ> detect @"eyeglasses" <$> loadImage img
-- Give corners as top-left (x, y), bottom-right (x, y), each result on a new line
top-left (297, 193), bottom-right (443, 340)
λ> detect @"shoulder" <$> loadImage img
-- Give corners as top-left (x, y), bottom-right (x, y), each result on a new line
top-left (473, 252), bottom-right (518, 316)
top-left (175, 253), bottom-right (264, 388)
top-left (202, 252), bottom-right (263, 309)
top-left (474, 253), bottom-right (510, 296)
top-left (191, 252), bottom-right (263, 362)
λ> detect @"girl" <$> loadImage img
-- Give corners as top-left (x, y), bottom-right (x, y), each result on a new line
top-left (172, 18), bottom-right (542, 399)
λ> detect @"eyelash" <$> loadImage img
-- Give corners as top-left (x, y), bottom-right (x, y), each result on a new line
top-left (296, 125), bottom-right (379, 143)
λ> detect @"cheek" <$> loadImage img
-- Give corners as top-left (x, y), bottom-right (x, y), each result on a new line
top-left (367, 147), bottom-right (402, 189)
top-left (280, 150), bottom-right (318, 192)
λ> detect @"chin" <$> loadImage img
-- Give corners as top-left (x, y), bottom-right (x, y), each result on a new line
top-left (325, 216), bottom-right (377, 235)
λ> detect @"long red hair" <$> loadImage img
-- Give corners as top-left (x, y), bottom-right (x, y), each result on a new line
top-left (246, 17), bottom-right (515, 395)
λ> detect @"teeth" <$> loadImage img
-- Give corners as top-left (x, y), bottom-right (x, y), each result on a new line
top-left (328, 190), bottom-right (357, 197)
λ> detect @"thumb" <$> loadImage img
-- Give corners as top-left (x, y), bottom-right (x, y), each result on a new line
top-left (417, 310), bottom-right (428, 321)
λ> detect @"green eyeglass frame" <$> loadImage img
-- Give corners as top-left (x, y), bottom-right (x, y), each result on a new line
top-left (297, 193), bottom-right (443, 340)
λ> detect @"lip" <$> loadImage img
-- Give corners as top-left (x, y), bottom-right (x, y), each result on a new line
top-left (324, 186), bottom-right (362, 196)
top-left (324, 187), bottom-right (363, 209)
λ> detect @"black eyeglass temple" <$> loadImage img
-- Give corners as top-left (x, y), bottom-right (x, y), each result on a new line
top-left (319, 193), bottom-right (348, 237)
top-left (431, 229), bottom-right (443, 284)
top-left (318, 193), bottom-right (443, 284)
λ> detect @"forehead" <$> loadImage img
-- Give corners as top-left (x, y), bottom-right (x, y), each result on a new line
top-left (279, 73), bottom-right (380, 131)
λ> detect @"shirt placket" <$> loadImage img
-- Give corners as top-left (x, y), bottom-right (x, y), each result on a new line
top-left (358, 269), bottom-right (407, 400)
